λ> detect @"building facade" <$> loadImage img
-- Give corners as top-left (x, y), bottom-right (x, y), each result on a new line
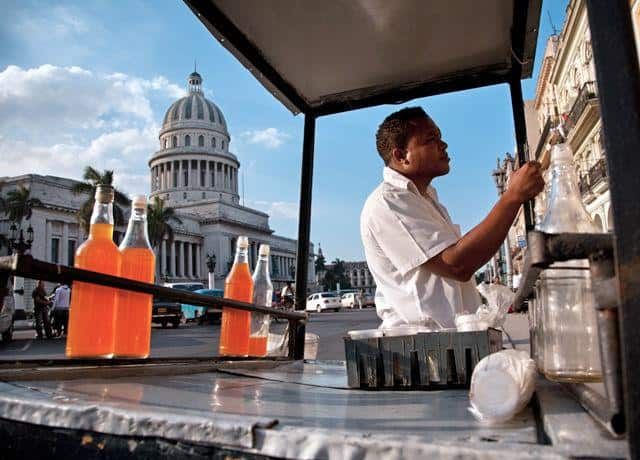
top-left (0, 71), bottom-right (315, 302)
top-left (344, 261), bottom-right (376, 295)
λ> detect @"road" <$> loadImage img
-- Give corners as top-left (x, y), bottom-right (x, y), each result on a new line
top-left (0, 309), bottom-right (529, 361)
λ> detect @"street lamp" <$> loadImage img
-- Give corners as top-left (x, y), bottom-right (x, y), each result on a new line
top-left (206, 253), bottom-right (216, 289)
top-left (491, 155), bottom-right (514, 287)
top-left (8, 222), bottom-right (34, 255)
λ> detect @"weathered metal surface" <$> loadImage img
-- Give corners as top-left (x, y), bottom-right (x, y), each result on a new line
top-left (344, 330), bottom-right (501, 389)
top-left (536, 379), bottom-right (627, 459)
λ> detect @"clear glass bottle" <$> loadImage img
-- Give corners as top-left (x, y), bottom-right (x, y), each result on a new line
top-left (249, 244), bottom-right (273, 357)
top-left (115, 195), bottom-right (155, 358)
top-left (537, 143), bottom-right (602, 382)
top-left (219, 236), bottom-right (253, 356)
top-left (66, 185), bottom-right (121, 358)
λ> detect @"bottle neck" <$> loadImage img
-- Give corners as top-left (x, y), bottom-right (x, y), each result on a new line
top-left (90, 202), bottom-right (114, 239)
top-left (120, 208), bottom-right (151, 249)
top-left (254, 255), bottom-right (271, 281)
top-left (234, 247), bottom-right (249, 265)
top-left (548, 159), bottom-right (581, 198)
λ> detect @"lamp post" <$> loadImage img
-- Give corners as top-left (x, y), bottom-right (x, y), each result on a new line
top-left (205, 253), bottom-right (216, 289)
top-left (8, 222), bottom-right (34, 255)
top-left (492, 155), bottom-right (514, 287)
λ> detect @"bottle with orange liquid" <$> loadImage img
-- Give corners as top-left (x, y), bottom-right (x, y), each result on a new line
top-left (219, 236), bottom-right (252, 356)
top-left (249, 244), bottom-right (273, 357)
top-left (66, 184), bottom-right (122, 358)
top-left (115, 195), bottom-right (155, 358)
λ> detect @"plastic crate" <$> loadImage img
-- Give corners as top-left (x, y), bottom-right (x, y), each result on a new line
top-left (344, 329), bottom-right (502, 389)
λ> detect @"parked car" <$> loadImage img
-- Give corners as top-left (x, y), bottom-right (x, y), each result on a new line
top-left (151, 296), bottom-right (182, 328)
top-left (181, 288), bottom-right (224, 324)
top-left (306, 292), bottom-right (342, 312)
top-left (163, 282), bottom-right (205, 292)
top-left (341, 292), bottom-right (375, 309)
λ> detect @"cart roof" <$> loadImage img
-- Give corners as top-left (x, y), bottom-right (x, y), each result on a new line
top-left (184, 0), bottom-right (542, 116)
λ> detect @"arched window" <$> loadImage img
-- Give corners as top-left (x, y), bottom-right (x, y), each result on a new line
top-left (164, 138), bottom-right (168, 149)
top-left (198, 135), bottom-right (204, 147)
top-left (172, 136), bottom-right (177, 148)
top-left (185, 135), bottom-right (191, 147)
top-left (221, 140), bottom-right (225, 150)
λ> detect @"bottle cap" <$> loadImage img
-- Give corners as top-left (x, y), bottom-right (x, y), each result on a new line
top-left (94, 184), bottom-right (114, 204)
top-left (259, 244), bottom-right (270, 256)
top-left (132, 194), bottom-right (147, 209)
top-left (550, 143), bottom-right (572, 163)
top-left (237, 236), bottom-right (249, 248)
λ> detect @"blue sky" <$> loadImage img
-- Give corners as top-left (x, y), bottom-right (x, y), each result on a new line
top-left (0, 0), bottom-right (569, 262)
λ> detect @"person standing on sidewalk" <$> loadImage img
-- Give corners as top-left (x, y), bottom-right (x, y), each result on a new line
top-left (31, 280), bottom-right (53, 339)
top-left (52, 283), bottom-right (71, 337)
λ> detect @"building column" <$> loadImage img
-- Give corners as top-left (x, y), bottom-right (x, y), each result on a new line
top-left (178, 241), bottom-right (184, 278)
top-left (62, 222), bottom-right (69, 266)
top-left (161, 239), bottom-right (167, 277)
top-left (195, 244), bottom-right (200, 278)
top-left (170, 240), bottom-right (176, 277)
top-left (186, 242), bottom-right (193, 278)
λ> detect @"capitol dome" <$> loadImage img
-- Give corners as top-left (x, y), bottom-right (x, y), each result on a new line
top-left (150, 71), bottom-right (239, 206)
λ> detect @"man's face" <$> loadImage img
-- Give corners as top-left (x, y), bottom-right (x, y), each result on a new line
top-left (400, 117), bottom-right (450, 179)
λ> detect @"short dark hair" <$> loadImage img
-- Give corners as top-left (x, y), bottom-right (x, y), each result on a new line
top-left (375, 107), bottom-right (429, 164)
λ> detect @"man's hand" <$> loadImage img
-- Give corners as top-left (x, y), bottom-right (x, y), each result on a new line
top-left (505, 161), bottom-right (544, 203)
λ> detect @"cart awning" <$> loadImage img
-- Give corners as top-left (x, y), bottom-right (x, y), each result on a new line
top-left (184, 0), bottom-right (542, 115)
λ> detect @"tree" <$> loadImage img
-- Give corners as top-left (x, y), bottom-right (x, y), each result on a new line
top-left (147, 196), bottom-right (182, 280)
top-left (72, 167), bottom-right (130, 234)
top-left (321, 258), bottom-right (352, 291)
top-left (314, 252), bottom-right (326, 273)
top-left (4, 185), bottom-right (43, 224)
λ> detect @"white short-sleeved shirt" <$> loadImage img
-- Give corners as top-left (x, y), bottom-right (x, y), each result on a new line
top-left (360, 167), bottom-right (480, 328)
top-left (52, 285), bottom-right (71, 310)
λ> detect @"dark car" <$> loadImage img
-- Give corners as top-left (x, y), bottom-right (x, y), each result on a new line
top-left (182, 288), bottom-right (224, 325)
top-left (152, 297), bottom-right (182, 328)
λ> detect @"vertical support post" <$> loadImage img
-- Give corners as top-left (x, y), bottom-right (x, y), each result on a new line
top-left (509, 79), bottom-right (535, 231)
top-left (586, 0), bottom-right (640, 456)
top-left (292, 113), bottom-right (316, 359)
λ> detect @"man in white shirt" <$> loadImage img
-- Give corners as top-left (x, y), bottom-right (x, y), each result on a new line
top-left (51, 283), bottom-right (70, 337)
top-left (361, 107), bottom-right (543, 329)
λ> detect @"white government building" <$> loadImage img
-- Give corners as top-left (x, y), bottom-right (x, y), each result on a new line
top-left (0, 71), bottom-right (315, 302)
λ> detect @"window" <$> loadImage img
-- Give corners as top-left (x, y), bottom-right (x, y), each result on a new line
top-left (221, 140), bottom-right (225, 150)
top-left (173, 161), bottom-right (179, 187)
top-left (183, 192), bottom-right (187, 199)
top-left (212, 137), bottom-right (216, 149)
top-left (164, 139), bottom-right (168, 149)
top-left (185, 135), bottom-right (191, 146)
top-left (182, 160), bottom-right (188, 186)
top-left (198, 135), bottom-right (204, 147)
top-left (209, 161), bottom-right (215, 187)
top-left (172, 136), bottom-right (177, 148)
top-left (202, 192), bottom-right (206, 199)
top-left (51, 238), bottom-right (60, 263)
top-left (200, 160), bottom-right (206, 186)
top-left (68, 239), bottom-right (76, 266)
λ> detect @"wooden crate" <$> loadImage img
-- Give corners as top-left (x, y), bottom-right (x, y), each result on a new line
top-left (344, 329), bottom-right (502, 389)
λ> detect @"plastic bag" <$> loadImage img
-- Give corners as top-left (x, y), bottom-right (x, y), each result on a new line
top-left (455, 282), bottom-right (515, 331)
top-left (468, 349), bottom-right (536, 424)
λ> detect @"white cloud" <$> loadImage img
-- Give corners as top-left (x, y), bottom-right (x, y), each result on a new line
top-left (241, 128), bottom-right (290, 149)
top-left (250, 200), bottom-right (298, 219)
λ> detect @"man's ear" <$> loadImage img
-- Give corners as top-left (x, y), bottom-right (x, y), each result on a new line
top-left (390, 147), bottom-right (406, 165)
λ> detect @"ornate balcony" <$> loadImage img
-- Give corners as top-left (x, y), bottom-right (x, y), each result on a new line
top-left (579, 175), bottom-right (591, 196)
top-left (588, 157), bottom-right (608, 187)
top-left (565, 81), bottom-right (598, 134)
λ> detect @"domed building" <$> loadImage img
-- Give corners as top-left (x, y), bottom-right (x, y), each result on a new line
top-left (147, 71), bottom-right (315, 288)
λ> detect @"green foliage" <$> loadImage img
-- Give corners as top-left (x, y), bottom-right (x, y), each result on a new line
top-left (147, 196), bottom-right (182, 249)
top-left (321, 258), bottom-right (352, 291)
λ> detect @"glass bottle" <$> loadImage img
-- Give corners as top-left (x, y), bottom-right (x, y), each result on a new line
top-left (537, 143), bottom-right (602, 382)
top-left (115, 195), bottom-right (155, 358)
top-left (66, 185), bottom-right (122, 358)
top-left (249, 244), bottom-right (273, 357)
top-left (219, 236), bottom-right (253, 356)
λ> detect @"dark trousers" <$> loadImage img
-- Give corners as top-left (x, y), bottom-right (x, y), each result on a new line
top-left (53, 309), bottom-right (69, 336)
top-left (34, 305), bottom-right (53, 339)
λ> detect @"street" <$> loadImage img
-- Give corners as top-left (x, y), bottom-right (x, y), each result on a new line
top-left (0, 309), bottom-right (529, 361)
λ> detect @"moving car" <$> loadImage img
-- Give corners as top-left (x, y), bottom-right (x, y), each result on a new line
top-left (151, 296), bottom-right (182, 328)
top-left (305, 292), bottom-right (341, 312)
top-left (181, 288), bottom-right (224, 324)
top-left (341, 292), bottom-right (375, 308)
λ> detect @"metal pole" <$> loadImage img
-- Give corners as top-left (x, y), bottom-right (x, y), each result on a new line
top-left (509, 78), bottom-right (535, 232)
top-left (291, 113), bottom-right (316, 359)
top-left (586, 0), bottom-right (640, 456)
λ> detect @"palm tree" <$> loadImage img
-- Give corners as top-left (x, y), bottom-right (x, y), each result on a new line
top-left (147, 196), bottom-right (182, 280)
top-left (4, 185), bottom-right (43, 224)
top-left (72, 167), bottom-right (130, 234)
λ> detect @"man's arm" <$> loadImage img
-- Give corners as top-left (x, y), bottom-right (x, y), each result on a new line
top-left (425, 161), bottom-right (544, 282)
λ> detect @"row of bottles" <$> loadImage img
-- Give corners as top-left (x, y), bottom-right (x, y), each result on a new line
top-left (531, 142), bottom-right (602, 383)
top-left (219, 236), bottom-right (273, 357)
top-left (66, 186), bottom-right (155, 359)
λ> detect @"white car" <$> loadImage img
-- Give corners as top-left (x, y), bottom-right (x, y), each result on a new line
top-left (306, 292), bottom-right (342, 312)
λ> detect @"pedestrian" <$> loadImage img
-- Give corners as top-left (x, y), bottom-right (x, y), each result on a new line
top-left (512, 269), bottom-right (522, 291)
top-left (281, 282), bottom-right (294, 310)
top-left (361, 107), bottom-right (543, 329)
top-left (32, 280), bottom-right (53, 339)
top-left (355, 290), bottom-right (364, 309)
top-left (51, 283), bottom-right (71, 337)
